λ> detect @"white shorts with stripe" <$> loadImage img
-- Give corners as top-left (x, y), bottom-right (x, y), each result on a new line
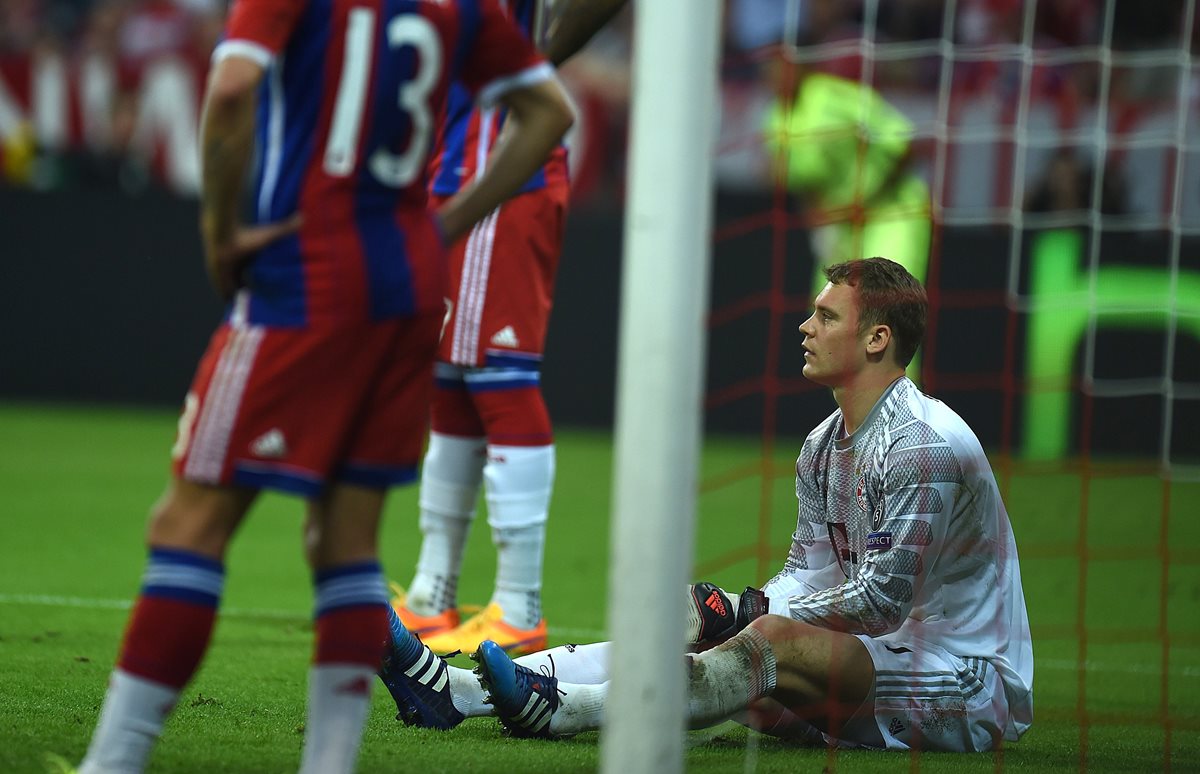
top-left (754, 636), bottom-right (1010, 752)
top-left (848, 635), bottom-right (1010, 751)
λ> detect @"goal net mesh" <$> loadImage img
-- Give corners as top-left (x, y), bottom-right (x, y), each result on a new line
top-left (695, 0), bottom-right (1200, 766)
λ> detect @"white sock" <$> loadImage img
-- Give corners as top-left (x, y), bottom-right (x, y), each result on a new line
top-left (444, 642), bottom-right (614, 719)
top-left (548, 682), bottom-right (608, 736)
top-left (490, 523), bottom-right (545, 628)
top-left (407, 434), bottom-right (485, 616)
top-left (79, 669), bottom-right (179, 774)
top-left (522, 634), bottom-right (776, 737)
top-left (485, 443), bottom-right (553, 629)
top-left (686, 627), bottom-right (777, 730)
top-left (407, 516), bottom-right (469, 616)
top-left (447, 664), bottom-right (492, 717)
top-left (298, 665), bottom-right (375, 774)
top-left (515, 642), bottom-right (611, 684)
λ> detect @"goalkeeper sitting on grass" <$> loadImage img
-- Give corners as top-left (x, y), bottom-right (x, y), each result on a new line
top-left (382, 258), bottom-right (1034, 751)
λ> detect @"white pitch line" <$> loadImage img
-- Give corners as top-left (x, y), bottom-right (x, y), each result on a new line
top-left (0, 592), bottom-right (607, 640)
top-left (0, 593), bottom-right (304, 622)
top-left (3, 593), bottom-right (1198, 678)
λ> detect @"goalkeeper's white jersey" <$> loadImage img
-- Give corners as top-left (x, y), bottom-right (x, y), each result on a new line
top-left (762, 377), bottom-right (1033, 738)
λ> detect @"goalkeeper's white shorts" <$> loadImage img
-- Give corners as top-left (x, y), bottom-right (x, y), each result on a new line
top-left (752, 635), bottom-right (1012, 752)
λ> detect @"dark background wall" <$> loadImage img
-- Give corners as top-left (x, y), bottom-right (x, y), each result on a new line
top-left (3, 188), bottom-right (1198, 459)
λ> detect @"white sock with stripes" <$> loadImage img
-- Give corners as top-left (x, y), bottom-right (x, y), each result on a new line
top-left (485, 444), bottom-right (554, 629)
top-left (686, 627), bottom-right (777, 729)
top-left (409, 433), bottom-right (485, 616)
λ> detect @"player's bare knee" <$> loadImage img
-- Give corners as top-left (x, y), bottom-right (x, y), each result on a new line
top-left (146, 479), bottom-right (248, 557)
top-left (749, 617), bottom-right (870, 683)
top-left (747, 612), bottom-right (815, 644)
top-left (306, 483), bottom-right (384, 567)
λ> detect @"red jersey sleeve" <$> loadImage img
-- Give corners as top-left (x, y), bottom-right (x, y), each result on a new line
top-left (213, 0), bottom-right (308, 67)
top-left (460, 0), bottom-right (554, 106)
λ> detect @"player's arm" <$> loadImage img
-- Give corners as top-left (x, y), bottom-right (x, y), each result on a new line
top-left (541, 0), bottom-right (628, 66)
top-left (436, 78), bottom-right (573, 241)
top-left (198, 0), bottom-right (303, 299)
top-left (781, 449), bottom-right (960, 637)
top-left (199, 56), bottom-right (259, 298)
top-left (760, 435), bottom-right (847, 603)
top-left (760, 535), bottom-right (846, 610)
top-left (199, 57), bottom-right (301, 299)
top-left (862, 83), bottom-right (917, 205)
top-left (683, 437), bottom-right (844, 645)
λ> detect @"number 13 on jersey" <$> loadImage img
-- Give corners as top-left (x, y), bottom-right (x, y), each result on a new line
top-left (323, 9), bottom-right (441, 188)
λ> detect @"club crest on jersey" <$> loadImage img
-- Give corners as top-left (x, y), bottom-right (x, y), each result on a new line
top-left (855, 474), bottom-right (870, 512)
top-left (866, 531), bottom-right (893, 551)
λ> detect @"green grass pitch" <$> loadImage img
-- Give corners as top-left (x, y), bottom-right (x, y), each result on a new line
top-left (1, 403), bottom-right (1198, 772)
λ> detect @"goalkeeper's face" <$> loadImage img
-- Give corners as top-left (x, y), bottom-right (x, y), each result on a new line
top-left (798, 281), bottom-right (867, 387)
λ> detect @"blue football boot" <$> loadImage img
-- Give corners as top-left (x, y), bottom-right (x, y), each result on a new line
top-left (471, 639), bottom-right (563, 738)
top-left (379, 641), bottom-right (465, 730)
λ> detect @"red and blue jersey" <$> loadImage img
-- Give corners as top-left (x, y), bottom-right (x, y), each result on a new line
top-left (214, 0), bottom-right (552, 327)
top-left (428, 0), bottom-right (569, 197)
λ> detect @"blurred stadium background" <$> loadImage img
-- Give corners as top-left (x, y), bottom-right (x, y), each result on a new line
top-left (2, 0), bottom-right (1200, 771)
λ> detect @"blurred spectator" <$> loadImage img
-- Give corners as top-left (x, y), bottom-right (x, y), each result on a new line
top-left (0, 0), bottom-right (1187, 206)
top-left (79, 0), bottom-right (125, 57)
top-left (762, 52), bottom-right (931, 310)
top-left (958, 0), bottom-right (1022, 45)
top-left (0, 0), bottom-right (42, 54)
top-left (726, 0), bottom-right (792, 52)
top-left (68, 85), bottom-right (151, 192)
top-left (1025, 147), bottom-right (1127, 215)
top-left (118, 0), bottom-right (196, 64)
top-left (881, 0), bottom-right (945, 42)
top-left (1035, 0), bottom-right (1098, 48)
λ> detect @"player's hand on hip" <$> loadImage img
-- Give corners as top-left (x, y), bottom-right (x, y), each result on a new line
top-left (203, 215), bottom-right (302, 300)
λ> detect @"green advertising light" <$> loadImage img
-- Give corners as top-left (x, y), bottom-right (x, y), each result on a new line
top-left (1023, 229), bottom-right (1200, 460)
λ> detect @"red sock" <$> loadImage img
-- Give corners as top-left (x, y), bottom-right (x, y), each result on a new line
top-left (118, 595), bottom-right (217, 689)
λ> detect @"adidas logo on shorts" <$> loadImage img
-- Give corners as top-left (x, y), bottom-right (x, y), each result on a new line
top-left (250, 428), bottom-right (288, 459)
top-left (490, 326), bottom-right (519, 348)
top-left (888, 716), bottom-right (906, 736)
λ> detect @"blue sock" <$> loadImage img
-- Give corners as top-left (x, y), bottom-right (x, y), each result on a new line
top-left (383, 605), bottom-right (425, 672)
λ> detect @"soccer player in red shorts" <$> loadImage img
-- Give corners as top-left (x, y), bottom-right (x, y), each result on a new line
top-left (75, 1), bottom-right (572, 772)
top-left (391, 0), bottom-right (629, 658)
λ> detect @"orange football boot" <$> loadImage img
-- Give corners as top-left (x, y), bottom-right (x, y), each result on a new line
top-left (388, 582), bottom-right (460, 638)
top-left (421, 603), bottom-right (547, 656)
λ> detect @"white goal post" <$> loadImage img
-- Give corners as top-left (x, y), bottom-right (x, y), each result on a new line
top-left (599, 1), bottom-right (721, 772)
